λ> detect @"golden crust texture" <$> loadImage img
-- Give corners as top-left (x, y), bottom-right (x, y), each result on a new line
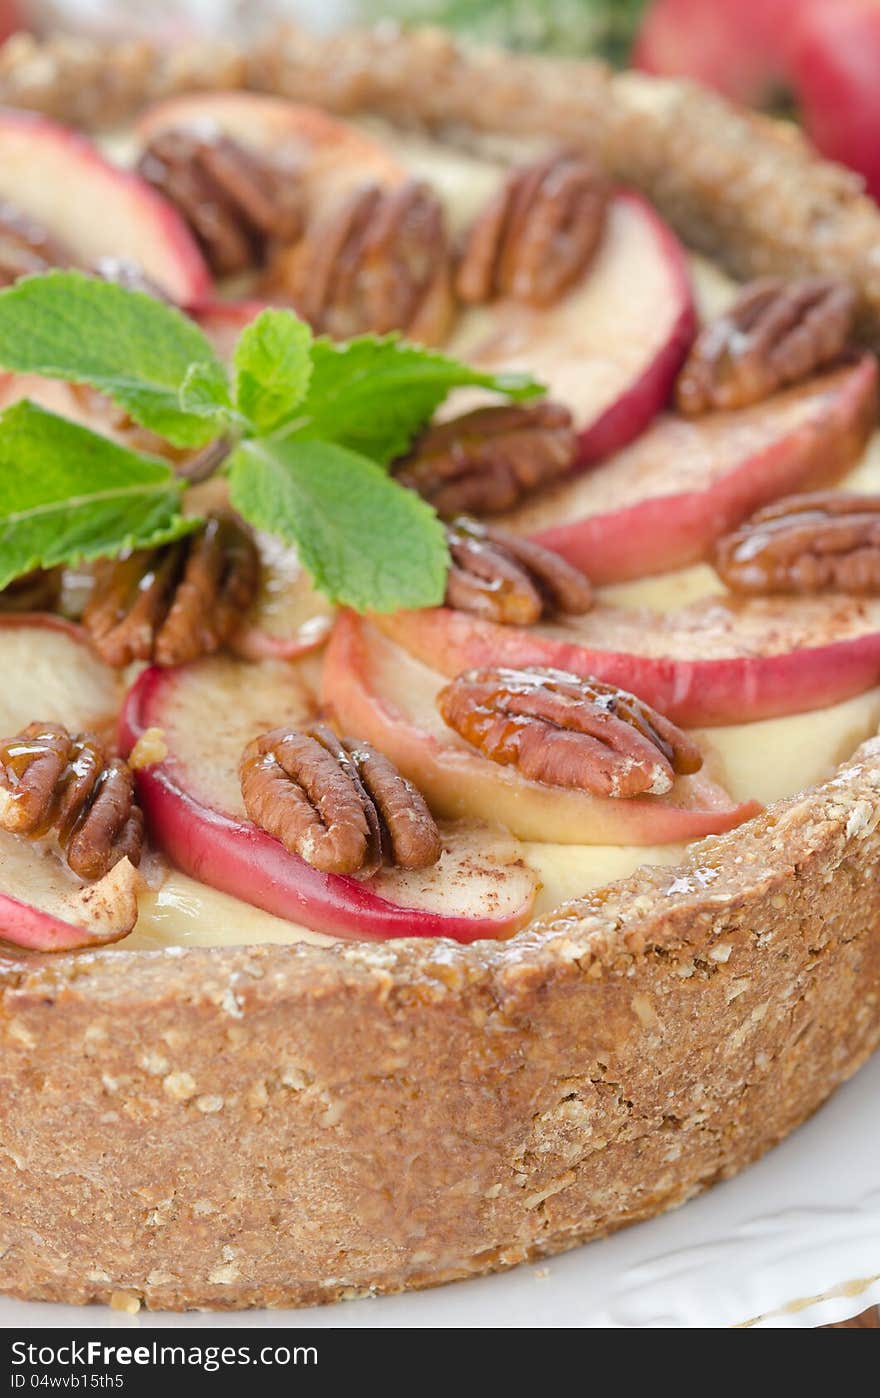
top-left (3, 24), bottom-right (880, 347)
top-left (1, 741), bottom-right (879, 1310)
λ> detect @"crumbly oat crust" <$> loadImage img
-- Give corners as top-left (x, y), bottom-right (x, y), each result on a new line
top-left (0, 23), bottom-right (879, 1311)
top-left (1, 743), bottom-right (879, 1309)
top-left (3, 24), bottom-right (880, 347)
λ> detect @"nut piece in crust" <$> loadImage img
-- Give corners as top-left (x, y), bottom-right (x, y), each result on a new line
top-left (676, 276), bottom-right (856, 414)
top-left (715, 491), bottom-right (880, 595)
top-left (0, 721), bottom-right (143, 879)
top-left (138, 126), bottom-right (304, 276)
top-left (438, 666), bottom-right (702, 799)
top-left (444, 516), bottom-right (592, 626)
top-left (456, 149), bottom-right (608, 307)
top-left (396, 401), bottom-right (578, 516)
top-left (82, 513), bottom-right (259, 669)
top-left (274, 179), bottom-right (455, 345)
top-left (240, 721), bottom-right (441, 876)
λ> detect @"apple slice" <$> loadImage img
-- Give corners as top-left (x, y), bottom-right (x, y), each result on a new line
top-left (120, 655), bottom-right (536, 941)
top-left (0, 615), bottom-right (121, 739)
top-left (0, 109), bottom-right (211, 303)
top-left (377, 589), bottom-right (880, 729)
top-left (447, 191), bottom-right (696, 463)
top-left (135, 92), bottom-right (405, 212)
top-left (0, 837), bottom-right (139, 952)
top-left (324, 612), bottom-right (757, 844)
top-left (229, 532), bottom-right (335, 662)
top-left (498, 356), bottom-right (878, 582)
top-left (0, 615), bottom-right (137, 950)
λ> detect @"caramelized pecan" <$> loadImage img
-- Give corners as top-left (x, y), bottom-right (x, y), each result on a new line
top-left (456, 150), bottom-right (608, 307)
top-left (0, 201), bottom-right (68, 285)
top-left (438, 667), bottom-right (702, 799)
top-left (715, 491), bottom-right (880, 595)
top-left (276, 179), bottom-right (454, 345)
top-left (0, 722), bottom-right (143, 879)
top-left (240, 722), bottom-right (441, 876)
top-left (445, 517), bottom-right (592, 625)
top-left (138, 127), bottom-right (304, 276)
top-left (395, 401), bottom-right (578, 515)
top-left (676, 277), bottom-right (856, 414)
top-left (83, 513), bottom-right (259, 668)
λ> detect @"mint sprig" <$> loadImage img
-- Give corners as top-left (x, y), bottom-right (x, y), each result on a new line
top-left (0, 401), bottom-right (198, 590)
top-left (0, 273), bottom-right (544, 613)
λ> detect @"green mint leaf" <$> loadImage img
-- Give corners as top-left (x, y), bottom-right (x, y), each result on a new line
top-left (233, 309), bottom-right (313, 435)
top-left (0, 270), bottom-right (227, 447)
top-left (0, 401), bottom-right (198, 589)
top-left (229, 437), bottom-right (448, 612)
top-left (283, 334), bottom-right (543, 463)
top-left (180, 359), bottom-right (232, 422)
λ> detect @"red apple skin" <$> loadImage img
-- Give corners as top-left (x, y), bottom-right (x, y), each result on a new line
top-left (634, 0), bottom-right (798, 104)
top-left (119, 667), bottom-right (534, 943)
top-left (0, 1), bottom-right (22, 44)
top-left (509, 356), bottom-right (878, 583)
top-left (377, 597), bottom-right (880, 730)
top-left (0, 888), bottom-right (123, 953)
top-left (325, 613), bottom-right (759, 844)
top-left (635, 0), bottom-right (880, 202)
top-left (790, 0), bottom-right (880, 203)
top-left (0, 109), bottom-right (211, 304)
top-left (576, 195), bottom-right (696, 463)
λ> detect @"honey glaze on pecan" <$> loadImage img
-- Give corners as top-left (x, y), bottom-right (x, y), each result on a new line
top-left (138, 126), bottom-right (304, 276)
top-left (445, 517), bottom-right (592, 625)
top-left (395, 401), bottom-right (578, 516)
top-left (456, 149), bottom-right (608, 308)
top-left (83, 513), bottom-right (259, 669)
top-left (715, 492), bottom-right (880, 595)
top-left (240, 723), bottom-right (441, 877)
top-left (676, 276), bottom-right (856, 414)
top-left (273, 179), bottom-right (455, 345)
top-left (0, 722), bottom-right (143, 879)
top-left (438, 667), bottom-right (702, 799)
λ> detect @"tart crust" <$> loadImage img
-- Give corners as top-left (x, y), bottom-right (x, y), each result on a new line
top-left (1, 743), bottom-right (879, 1309)
top-left (0, 24), bottom-right (878, 1311)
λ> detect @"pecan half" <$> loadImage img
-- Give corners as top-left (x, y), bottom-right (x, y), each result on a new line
top-left (456, 150), bottom-right (608, 307)
top-left (395, 401), bottom-right (578, 516)
top-left (0, 722), bottom-right (143, 879)
top-left (240, 722), bottom-right (441, 876)
top-left (82, 513), bottom-right (259, 668)
top-left (715, 491), bottom-right (880, 595)
top-left (138, 127), bottom-right (304, 276)
top-left (445, 517), bottom-right (592, 625)
top-left (676, 277), bottom-right (856, 414)
top-left (275, 179), bottom-right (455, 345)
top-left (0, 201), bottom-right (68, 285)
top-left (438, 667), bottom-right (702, 799)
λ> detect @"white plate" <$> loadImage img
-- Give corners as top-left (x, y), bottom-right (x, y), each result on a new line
top-left (4, 1049), bottom-right (879, 1329)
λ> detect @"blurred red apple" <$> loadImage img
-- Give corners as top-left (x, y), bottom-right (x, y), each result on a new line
top-left (789, 0), bottom-right (880, 203)
top-left (635, 0), bottom-right (880, 202)
top-left (0, 2), bottom-right (23, 44)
